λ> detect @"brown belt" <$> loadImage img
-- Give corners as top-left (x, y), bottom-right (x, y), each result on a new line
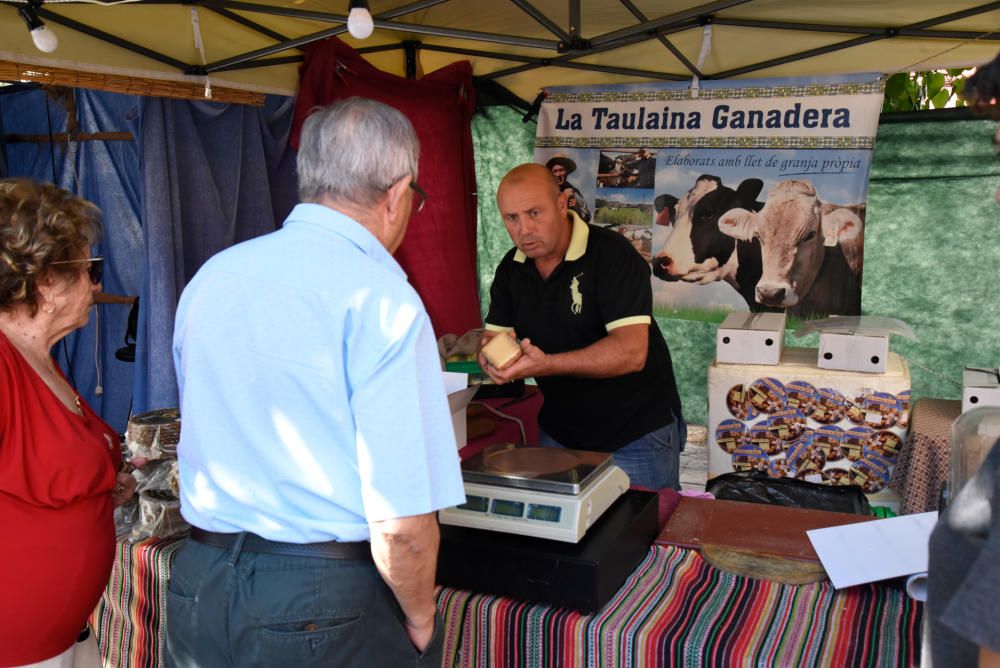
top-left (190, 527), bottom-right (372, 561)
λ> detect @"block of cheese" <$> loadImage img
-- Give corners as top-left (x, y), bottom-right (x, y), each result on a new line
top-left (482, 333), bottom-right (523, 370)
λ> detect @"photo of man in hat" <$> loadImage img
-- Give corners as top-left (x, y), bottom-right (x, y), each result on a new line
top-left (546, 154), bottom-right (592, 222)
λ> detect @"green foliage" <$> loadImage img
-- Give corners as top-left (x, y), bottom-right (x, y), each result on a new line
top-left (882, 69), bottom-right (970, 112)
top-left (594, 206), bottom-right (649, 227)
top-left (594, 207), bottom-right (653, 227)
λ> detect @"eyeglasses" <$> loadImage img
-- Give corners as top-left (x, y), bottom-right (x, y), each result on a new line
top-left (410, 181), bottom-right (428, 214)
top-left (51, 257), bottom-right (103, 285)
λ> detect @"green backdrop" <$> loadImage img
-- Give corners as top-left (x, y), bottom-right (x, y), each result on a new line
top-left (471, 107), bottom-right (1000, 425)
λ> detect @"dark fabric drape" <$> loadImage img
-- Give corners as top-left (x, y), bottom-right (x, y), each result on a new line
top-left (136, 95), bottom-right (297, 412)
top-left (0, 102), bottom-right (7, 178)
top-left (0, 88), bottom-right (142, 432)
top-left (293, 37), bottom-right (482, 338)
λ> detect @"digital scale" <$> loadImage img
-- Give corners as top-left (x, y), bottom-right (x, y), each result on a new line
top-left (438, 444), bottom-right (631, 543)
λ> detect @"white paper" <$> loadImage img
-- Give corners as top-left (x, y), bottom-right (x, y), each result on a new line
top-left (806, 512), bottom-right (938, 589)
top-left (443, 371), bottom-right (469, 395)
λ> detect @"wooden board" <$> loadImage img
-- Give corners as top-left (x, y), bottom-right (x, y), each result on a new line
top-left (657, 496), bottom-right (874, 563)
top-left (700, 545), bottom-right (828, 585)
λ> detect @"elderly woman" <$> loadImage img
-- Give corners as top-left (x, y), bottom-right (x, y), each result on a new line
top-left (0, 179), bottom-right (136, 667)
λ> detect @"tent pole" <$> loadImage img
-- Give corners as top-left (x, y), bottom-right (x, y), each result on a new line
top-left (589, 0), bottom-right (750, 49)
top-left (485, 22), bottom-right (697, 82)
top-left (404, 40), bottom-right (419, 79)
top-left (618, 0), bottom-right (702, 78)
top-left (204, 6), bottom-right (293, 45)
top-left (714, 2), bottom-right (1000, 79)
top-left (508, 0), bottom-right (572, 44)
top-left (568, 0), bottom-right (579, 38)
top-left (34, 7), bottom-right (190, 72)
top-left (484, 58), bottom-right (690, 82)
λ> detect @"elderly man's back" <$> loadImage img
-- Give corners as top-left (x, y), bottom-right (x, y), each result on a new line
top-left (167, 97), bottom-right (464, 668)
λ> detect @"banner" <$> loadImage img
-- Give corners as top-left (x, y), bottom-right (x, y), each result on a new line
top-left (534, 75), bottom-right (884, 319)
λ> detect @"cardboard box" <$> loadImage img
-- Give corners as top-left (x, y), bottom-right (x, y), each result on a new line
top-left (962, 368), bottom-right (1000, 413)
top-left (444, 372), bottom-right (478, 449)
top-left (708, 347), bottom-right (911, 506)
top-left (716, 312), bottom-right (786, 365)
top-left (818, 332), bottom-right (890, 373)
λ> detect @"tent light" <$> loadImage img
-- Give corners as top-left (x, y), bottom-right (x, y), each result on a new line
top-left (347, 0), bottom-right (374, 40)
top-left (17, 4), bottom-right (58, 53)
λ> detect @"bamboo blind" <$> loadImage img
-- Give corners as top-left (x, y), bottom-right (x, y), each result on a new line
top-left (0, 60), bottom-right (266, 106)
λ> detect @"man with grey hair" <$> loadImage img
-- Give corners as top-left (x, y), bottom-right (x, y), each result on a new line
top-left (166, 97), bottom-right (465, 667)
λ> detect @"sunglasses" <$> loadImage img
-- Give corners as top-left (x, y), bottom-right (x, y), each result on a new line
top-left (410, 181), bottom-right (428, 214)
top-left (51, 257), bottom-right (103, 285)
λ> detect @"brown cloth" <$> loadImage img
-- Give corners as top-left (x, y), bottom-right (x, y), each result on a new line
top-left (438, 329), bottom-right (484, 361)
top-left (889, 398), bottom-right (961, 515)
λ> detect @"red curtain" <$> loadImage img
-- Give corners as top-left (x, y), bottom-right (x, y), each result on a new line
top-left (292, 37), bottom-right (482, 338)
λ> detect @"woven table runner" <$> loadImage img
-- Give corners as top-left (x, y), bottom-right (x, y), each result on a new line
top-left (92, 537), bottom-right (184, 668)
top-left (437, 545), bottom-right (922, 667)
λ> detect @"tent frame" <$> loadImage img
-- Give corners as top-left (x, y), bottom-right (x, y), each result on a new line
top-left (6, 0), bottom-right (1000, 86)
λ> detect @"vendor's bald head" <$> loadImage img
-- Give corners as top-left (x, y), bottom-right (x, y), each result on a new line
top-left (496, 163), bottom-right (572, 263)
top-left (498, 163), bottom-right (561, 201)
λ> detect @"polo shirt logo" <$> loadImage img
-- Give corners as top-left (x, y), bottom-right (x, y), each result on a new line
top-left (570, 273), bottom-right (584, 314)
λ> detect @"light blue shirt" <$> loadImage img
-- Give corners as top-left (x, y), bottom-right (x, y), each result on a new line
top-left (173, 203), bottom-right (465, 542)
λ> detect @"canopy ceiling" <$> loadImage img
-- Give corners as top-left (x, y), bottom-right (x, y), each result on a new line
top-left (1, 0), bottom-right (999, 101)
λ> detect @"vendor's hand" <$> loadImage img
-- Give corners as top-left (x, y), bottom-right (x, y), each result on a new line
top-left (476, 329), bottom-right (498, 362)
top-left (477, 329), bottom-right (517, 385)
top-left (405, 613), bottom-right (436, 653)
top-left (112, 471), bottom-right (138, 507)
top-left (486, 337), bottom-right (548, 384)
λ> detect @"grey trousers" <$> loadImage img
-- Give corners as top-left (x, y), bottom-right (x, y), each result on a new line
top-left (165, 537), bottom-right (443, 667)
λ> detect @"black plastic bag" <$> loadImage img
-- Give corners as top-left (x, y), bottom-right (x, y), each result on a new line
top-left (706, 472), bottom-right (872, 516)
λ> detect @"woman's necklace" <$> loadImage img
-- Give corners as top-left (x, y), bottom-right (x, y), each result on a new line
top-left (9, 336), bottom-right (84, 416)
top-left (0, 322), bottom-right (84, 416)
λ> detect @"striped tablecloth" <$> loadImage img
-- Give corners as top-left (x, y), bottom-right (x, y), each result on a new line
top-left (92, 536), bottom-right (184, 668)
top-left (94, 540), bottom-right (921, 667)
top-left (437, 545), bottom-right (922, 668)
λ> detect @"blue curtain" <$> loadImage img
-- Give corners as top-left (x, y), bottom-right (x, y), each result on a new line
top-left (0, 87), bottom-right (142, 433)
top-left (135, 94), bottom-right (298, 412)
top-left (1, 88), bottom-right (297, 429)
top-left (0, 94), bottom-right (7, 178)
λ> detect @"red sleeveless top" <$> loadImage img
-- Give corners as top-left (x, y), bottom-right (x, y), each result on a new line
top-left (0, 332), bottom-right (121, 665)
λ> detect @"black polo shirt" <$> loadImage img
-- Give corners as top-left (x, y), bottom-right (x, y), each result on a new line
top-left (485, 213), bottom-right (683, 452)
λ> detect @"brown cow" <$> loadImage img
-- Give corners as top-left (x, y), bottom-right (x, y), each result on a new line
top-left (717, 180), bottom-right (864, 313)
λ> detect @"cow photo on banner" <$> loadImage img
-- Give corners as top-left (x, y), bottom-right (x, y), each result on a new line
top-left (534, 75), bottom-right (884, 319)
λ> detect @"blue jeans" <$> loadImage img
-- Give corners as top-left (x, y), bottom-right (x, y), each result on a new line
top-left (165, 537), bottom-right (444, 668)
top-left (538, 414), bottom-right (686, 490)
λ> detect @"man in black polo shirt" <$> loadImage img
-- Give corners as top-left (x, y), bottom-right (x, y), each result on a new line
top-left (480, 163), bottom-right (686, 490)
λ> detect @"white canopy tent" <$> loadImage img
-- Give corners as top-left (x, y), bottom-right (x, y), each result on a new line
top-left (1, 0), bottom-right (998, 103)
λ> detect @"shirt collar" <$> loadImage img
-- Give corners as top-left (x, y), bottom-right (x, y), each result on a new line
top-left (513, 210), bottom-right (589, 264)
top-left (283, 203), bottom-right (405, 278)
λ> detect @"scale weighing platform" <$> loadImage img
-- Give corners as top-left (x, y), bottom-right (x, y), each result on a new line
top-left (438, 444), bottom-right (630, 543)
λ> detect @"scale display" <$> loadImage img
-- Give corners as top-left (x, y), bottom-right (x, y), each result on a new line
top-left (439, 445), bottom-right (630, 543)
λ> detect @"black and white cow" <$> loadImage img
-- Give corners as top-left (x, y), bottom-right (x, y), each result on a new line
top-left (652, 175), bottom-right (768, 309)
